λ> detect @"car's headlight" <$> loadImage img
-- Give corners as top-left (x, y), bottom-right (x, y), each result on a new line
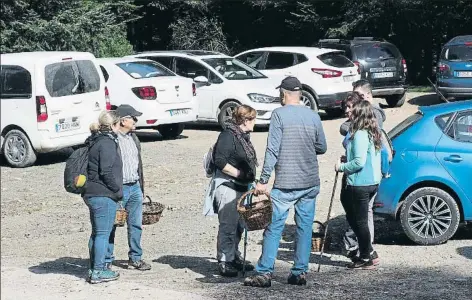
top-left (248, 93), bottom-right (278, 103)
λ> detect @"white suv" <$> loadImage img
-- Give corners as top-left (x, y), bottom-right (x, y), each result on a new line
top-left (1, 51), bottom-right (107, 167)
top-left (235, 47), bottom-right (360, 117)
top-left (128, 51), bottom-right (281, 128)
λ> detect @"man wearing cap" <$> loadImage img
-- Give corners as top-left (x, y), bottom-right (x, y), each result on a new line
top-left (244, 77), bottom-right (327, 287)
top-left (106, 104), bottom-right (151, 271)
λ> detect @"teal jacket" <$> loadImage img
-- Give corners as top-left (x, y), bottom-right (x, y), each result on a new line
top-left (339, 130), bottom-right (381, 186)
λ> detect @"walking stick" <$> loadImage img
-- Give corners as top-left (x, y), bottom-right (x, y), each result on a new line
top-left (242, 189), bottom-right (253, 277)
top-left (317, 171), bottom-right (339, 272)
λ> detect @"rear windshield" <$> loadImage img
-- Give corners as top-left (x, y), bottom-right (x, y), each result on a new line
top-left (388, 112), bottom-right (423, 140)
top-left (0, 65), bottom-right (32, 99)
top-left (116, 61), bottom-right (175, 79)
top-left (441, 45), bottom-right (472, 61)
top-left (355, 43), bottom-right (401, 61)
top-left (45, 60), bottom-right (100, 97)
top-left (317, 52), bottom-right (354, 68)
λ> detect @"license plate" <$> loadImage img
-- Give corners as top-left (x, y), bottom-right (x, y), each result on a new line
top-left (456, 71), bottom-right (472, 78)
top-left (55, 118), bottom-right (80, 132)
top-left (169, 109), bottom-right (190, 116)
top-left (372, 72), bottom-right (394, 79)
top-left (343, 75), bottom-right (357, 82)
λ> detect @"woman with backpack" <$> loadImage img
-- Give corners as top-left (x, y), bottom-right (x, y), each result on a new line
top-left (82, 110), bottom-right (123, 284)
top-left (203, 105), bottom-right (258, 277)
top-left (335, 100), bottom-right (382, 270)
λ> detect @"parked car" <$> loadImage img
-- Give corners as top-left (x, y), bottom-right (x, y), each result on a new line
top-left (375, 100), bottom-right (472, 245)
top-left (234, 46), bottom-right (360, 117)
top-left (0, 51), bottom-right (108, 168)
top-left (316, 37), bottom-right (408, 108)
top-left (128, 50), bottom-right (281, 128)
top-left (98, 57), bottom-right (198, 139)
top-left (435, 35), bottom-right (472, 100)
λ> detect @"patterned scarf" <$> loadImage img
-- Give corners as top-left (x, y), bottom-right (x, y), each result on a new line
top-left (224, 120), bottom-right (259, 168)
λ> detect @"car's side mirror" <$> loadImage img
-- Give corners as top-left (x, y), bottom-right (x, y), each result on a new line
top-left (194, 76), bottom-right (210, 86)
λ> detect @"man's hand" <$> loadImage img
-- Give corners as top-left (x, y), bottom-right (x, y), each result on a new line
top-left (254, 182), bottom-right (268, 195)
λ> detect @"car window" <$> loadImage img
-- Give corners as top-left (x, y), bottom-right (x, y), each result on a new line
top-left (236, 52), bottom-right (265, 69)
top-left (0, 65), bottom-right (32, 99)
top-left (45, 60), bottom-right (100, 97)
top-left (296, 54), bottom-right (308, 64)
top-left (116, 61), bottom-right (174, 79)
top-left (100, 65), bottom-right (109, 82)
top-left (265, 52), bottom-right (295, 69)
top-left (145, 56), bottom-right (174, 70)
top-left (317, 52), bottom-right (354, 68)
top-left (447, 111), bottom-right (472, 143)
top-left (202, 57), bottom-right (266, 80)
top-left (356, 43), bottom-right (401, 61)
top-left (435, 113), bottom-right (453, 131)
top-left (208, 70), bottom-right (223, 84)
top-left (175, 58), bottom-right (209, 79)
top-left (441, 45), bottom-right (472, 61)
top-left (388, 112), bottom-right (423, 140)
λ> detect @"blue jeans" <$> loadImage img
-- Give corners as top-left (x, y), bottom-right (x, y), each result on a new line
top-left (85, 196), bottom-right (118, 271)
top-left (255, 186), bottom-right (319, 276)
top-left (107, 182), bottom-right (144, 263)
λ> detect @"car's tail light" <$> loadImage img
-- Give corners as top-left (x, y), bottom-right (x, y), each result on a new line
top-left (465, 42), bottom-right (472, 46)
top-left (311, 68), bottom-right (342, 78)
top-left (105, 87), bottom-right (111, 110)
top-left (353, 61), bottom-right (361, 74)
top-left (402, 59), bottom-right (407, 73)
top-left (439, 63), bottom-right (450, 73)
top-left (36, 96), bottom-right (48, 122)
top-left (146, 119), bottom-right (157, 124)
top-left (132, 86), bottom-right (157, 100)
top-left (192, 83), bottom-right (196, 96)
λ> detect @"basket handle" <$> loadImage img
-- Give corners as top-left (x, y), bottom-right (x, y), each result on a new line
top-left (144, 195), bottom-right (152, 203)
top-left (313, 220), bottom-right (326, 231)
top-left (117, 201), bottom-right (124, 209)
top-left (237, 189), bottom-right (270, 209)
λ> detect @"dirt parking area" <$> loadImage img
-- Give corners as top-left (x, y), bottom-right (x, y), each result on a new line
top-left (1, 93), bottom-right (471, 300)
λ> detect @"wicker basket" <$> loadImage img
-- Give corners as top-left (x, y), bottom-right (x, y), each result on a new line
top-left (114, 203), bottom-right (127, 227)
top-left (311, 221), bottom-right (330, 252)
top-left (237, 189), bottom-right (272, 232)
top-left (142, 195), bottom-right (165, 226)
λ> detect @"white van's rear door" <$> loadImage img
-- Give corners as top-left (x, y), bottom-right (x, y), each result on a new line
top-left (35, 54), bottom-right (105, 139)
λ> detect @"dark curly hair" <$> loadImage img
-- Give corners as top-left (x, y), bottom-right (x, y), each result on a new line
top-left (342, 91), bottom-right (364, 112)
top-left (349, 100), bottom-right (382, 151)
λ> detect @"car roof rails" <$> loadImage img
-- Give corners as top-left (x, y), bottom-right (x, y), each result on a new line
top-left (353, 37), bottom-right (386, 42)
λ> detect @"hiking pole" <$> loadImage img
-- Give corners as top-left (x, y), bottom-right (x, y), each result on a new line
top-left (317, 171), bottom-right (339, 272)
top-left (242, 189), bottom-right (252, 277)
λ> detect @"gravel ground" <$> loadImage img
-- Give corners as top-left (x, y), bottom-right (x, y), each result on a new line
top-left (1, 93), bottom-right (471, 300)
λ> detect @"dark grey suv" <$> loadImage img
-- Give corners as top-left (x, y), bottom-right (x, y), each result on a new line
top-left (316, 37), bottom-right (408, 107)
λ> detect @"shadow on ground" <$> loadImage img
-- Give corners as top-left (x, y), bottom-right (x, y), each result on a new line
top-left (408, 93), bottom-right (443, 106)
top-left (457, 246), bottom-right (472, 260)
top-left (0, 147), bottom-right (75, 168)
top-left (28, 257), bottom-right (89, 279)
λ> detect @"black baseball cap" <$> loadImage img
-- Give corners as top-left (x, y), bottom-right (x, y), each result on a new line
top-left (275, 76), bottom-right (302, 91)
top-left (115, 104), bottom-right (142, 118)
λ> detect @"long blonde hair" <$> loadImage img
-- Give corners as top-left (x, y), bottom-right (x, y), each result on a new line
top-left (89, 110), bottom-right (120, 133)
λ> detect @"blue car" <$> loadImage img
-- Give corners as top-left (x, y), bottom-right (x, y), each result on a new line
top-left (375, 100), bottom-right (472, 245)
top-left (436, 35), bottom-right (472, 100)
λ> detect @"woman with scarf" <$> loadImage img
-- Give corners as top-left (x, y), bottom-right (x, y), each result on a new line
top-left (211, 105), bottom-right (258, 277)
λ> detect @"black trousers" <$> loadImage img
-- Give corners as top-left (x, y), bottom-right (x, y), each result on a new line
top-left (340, 184), bottom-right (378, 260)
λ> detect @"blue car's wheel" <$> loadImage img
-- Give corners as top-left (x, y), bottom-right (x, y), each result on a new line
top-left (400, 187), bottom-right (460, 245)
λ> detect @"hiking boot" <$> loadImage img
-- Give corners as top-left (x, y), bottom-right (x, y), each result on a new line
top-left (287, 272), bottom-right (307, 286)
top-left (218, 262), bottom-right (239, 277)
top-left (347, 259), bottom-right (376, 270)
top-left (243, 273), bottom-right (272, 288)
top-left (88, 269), bottom-right (120, 284)
top-left (371, 251), bottom-right (380, 266)
top-left (232, 257), bottom-right (255, 272)
top-left (128, 259), bottom-right (151, 271)
top-left (88, 263), bottom-right (111, 278)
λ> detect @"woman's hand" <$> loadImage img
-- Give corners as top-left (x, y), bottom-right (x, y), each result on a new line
top-left (335, 158), bottom-right (343, 172)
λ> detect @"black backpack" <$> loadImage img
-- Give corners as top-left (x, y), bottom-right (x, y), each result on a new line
top-left (64, 146), bottom-right (89, 194)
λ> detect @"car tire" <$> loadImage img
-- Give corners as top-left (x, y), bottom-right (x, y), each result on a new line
top-left (324, 108), bottom-right (344, 118)
top-left (218, 101), bottom-right (240, 129)
top-left (157, 124), bottom-right (185, 139)
top-left (301, 90), bottom-right (318, 111)
top-left (2, 129), bottom-right (37, 168)
top-left (385, 92), bottom-right (406, 108)
top-left (400, 187), bottom-right (460, 245)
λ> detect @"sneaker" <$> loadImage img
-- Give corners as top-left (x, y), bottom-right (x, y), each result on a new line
top-left (88, 263), bottom-right (111, 278)
top-left (218, 262), bottom-right (239, 277)
top-left (243, 273), bottom-right (272, 287)
top-left (88, 269), bottom-right (120, 284)
top-left (346, 249), bottom-right (359, 262)
top-left (347, 259), bottom-right (376, 270)
top-left (232, 257), bottom-right (255, 272)
top-left (128, 259), bottom-right (151, 271)
top-left (287, 272), bottom-right (307, 286)
top-left (371, 251), bottom-right (380, 266)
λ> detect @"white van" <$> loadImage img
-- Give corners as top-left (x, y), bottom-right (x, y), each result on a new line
top-left (0, 51), bottom-right (108, 167)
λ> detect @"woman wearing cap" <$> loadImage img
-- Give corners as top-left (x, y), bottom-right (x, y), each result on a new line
top-left (82, 110), bottom-right (123, 284)
top-left (204, 105), bottom-right (258, 277)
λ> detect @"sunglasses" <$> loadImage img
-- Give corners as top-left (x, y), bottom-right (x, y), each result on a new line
top-left (123, 116), bottom-right (138, 122)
